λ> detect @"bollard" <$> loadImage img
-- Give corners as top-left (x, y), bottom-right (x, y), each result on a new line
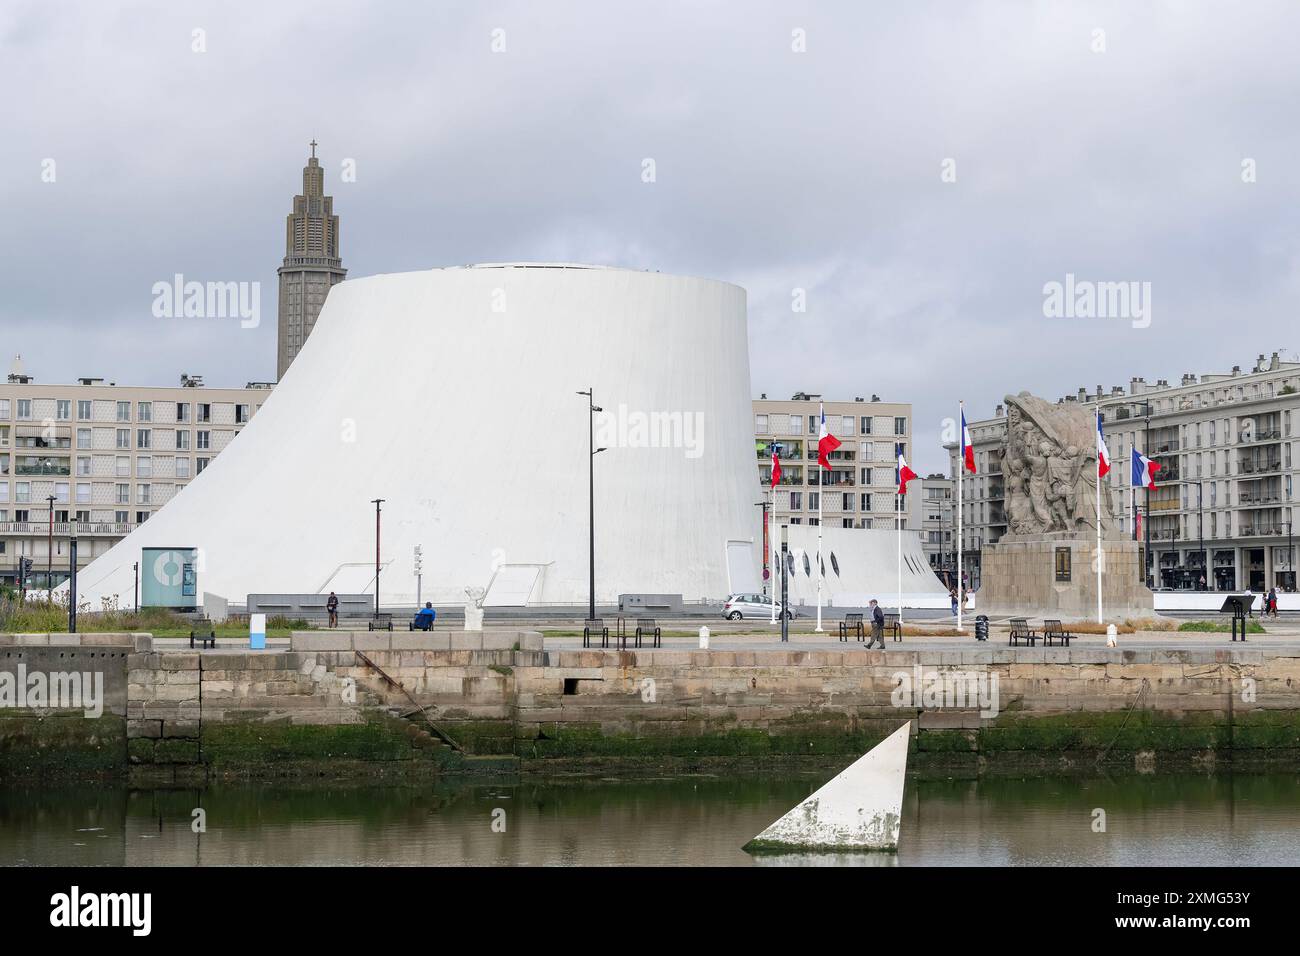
top-left (699, 625), bottom-right (710, 649)
top-left (1105, 623), bottom-right (1118, 647)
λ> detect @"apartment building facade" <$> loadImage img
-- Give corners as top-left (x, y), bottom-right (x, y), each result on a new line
top-left (0, 371), bottom-right (269, 590)
top-left (753, 393), bottom-right (914, 573)
top-left (918, 474), bottom-right (955, 583)
top-left (946, 352), bottom-right (1299, 593)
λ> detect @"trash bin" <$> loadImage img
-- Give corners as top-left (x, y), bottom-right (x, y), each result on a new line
top-left (974, 614), bottom-right (989, 642)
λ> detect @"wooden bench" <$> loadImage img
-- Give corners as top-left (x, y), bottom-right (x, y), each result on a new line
top-left (368, 613), bottom-right (393, 632)
top-left (189, 617), bottom-right (216, 649)
top-left (1042, 619), bottom-right (1073, 647)
top-left (1008, 617), bottom-right (1037, 647)
top-left (884, 612), bottom-right (903, 642)
top-left (839, 612), bottom-right (865, 643)
top-left (635, 616), bottom-right (662, 649)
top-left (583, 617), bottom-right (609, 649)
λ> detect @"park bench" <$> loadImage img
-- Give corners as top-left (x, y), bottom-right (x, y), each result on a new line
top-left (1042, 619), bottom-right (1073, 647)
top-left (635, 616), bottom-right (662, 649)
top-left (189, 617), bottom-right (216, 649)
top-left (884, 612), bottom-right (903, 642)
top-left (368, 613), bottom-right (394, 632)
top-left (583, 617), bottom-right (609, 649)
top-left (839, 612), bottom-right (865, 643)
top-left (1008, 617), bottom-right (1037, 647)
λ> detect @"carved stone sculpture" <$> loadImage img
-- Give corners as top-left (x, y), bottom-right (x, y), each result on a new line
top-left (999, 392), bottom-right (1116, 537)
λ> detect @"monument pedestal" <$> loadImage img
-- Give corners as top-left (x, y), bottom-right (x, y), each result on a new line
top-left (979, 534), bottom-right (1154, 622)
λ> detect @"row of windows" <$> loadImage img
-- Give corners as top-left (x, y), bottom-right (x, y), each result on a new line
top-left (0, 509), bottom-right (150, 525)
top-left (0, 466), bottom-right (208, 504)
top-left (0, 399), bottom-right (251, 424)
top-left (755, 414), bottom-right (908, 437)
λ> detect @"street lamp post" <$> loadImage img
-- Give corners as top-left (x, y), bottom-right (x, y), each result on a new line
top-left (754, 499), bottom-right (768, 593)
top-left (370, 498), bottom-right (384, 618)
top-left (1198, 482), bottom-right (1205, 591)
top-left (133, 561), bottom-right (139, 612)
top-left (68, 529), bottom-right (78, 633)
top-left (577, 390), bottom-right (606, 621)
top-left (1140, 400), bottom-right (1152, 588)
top-left (46, 494), bottom-right (56, 598)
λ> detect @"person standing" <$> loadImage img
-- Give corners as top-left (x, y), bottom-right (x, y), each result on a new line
top-left (326, 591), bottom-right (339, 628)
top-left (949, 587), bottom-right (959, 617)
top-left (1267, 586), bottom-right (1278, 617)
top-left (869, 599), bottom-right (885, 649)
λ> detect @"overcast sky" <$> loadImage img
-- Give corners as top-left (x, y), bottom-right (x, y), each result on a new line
top-left (2, 0), bottom-right (1298, 473)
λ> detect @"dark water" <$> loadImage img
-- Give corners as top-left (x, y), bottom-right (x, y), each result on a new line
top-left (2, 772), bottom-right (1298, 866)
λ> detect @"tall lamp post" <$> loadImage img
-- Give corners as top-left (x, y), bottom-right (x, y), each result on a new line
top-left (1197, 481), bottom-right (1205, 591)
top-left (1138, 400), bottom-right (1152, 588)
top-left (754, 499), bottom-right (768, 593)
top-left (68, 529), bottom-right (78, 633)
top-left (577, 390), bottom-right (606, 621)
top-left (46, 494), bottom-right (56, 598)
top-left (370, 498), bottom-right (384, 617)
top-left (779, 524), bottom-right (790, 643)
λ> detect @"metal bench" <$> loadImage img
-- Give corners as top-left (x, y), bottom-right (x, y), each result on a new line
top-left (839, 612), bottom-right (865, 643)
top-left (884, 612), bottom-right (903, 642)
top-left (635, 616), bottom-right (662, 649)
top-left (368, 613), bottom-right (394, 632)
top-left (189, 617), bottom-right (216, 649)
top-left (1042, 619), bottom-right (1073, 647)
top-left (583, 617), bottom-right (609, 649)
top-left (1008, 617), bottom-right (1037, 647)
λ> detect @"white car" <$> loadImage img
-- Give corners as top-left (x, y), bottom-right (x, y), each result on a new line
top-left (723, 593), bottom-right (793, 620)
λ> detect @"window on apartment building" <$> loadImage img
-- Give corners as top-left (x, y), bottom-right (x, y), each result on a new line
top-left (860, 416), bottom-right (872, 435)
top-left (16, 482), bottom-right (30, 503)
top-left (236, 404), bottom-right (250, 424)
top-left (808, 415), bottom-right (818, 434)
top-left (754, 414), bottom-right (768, 432)
top-left (137, 429), bottom-right (151, 449)
top-left (196, 457), bottom-right (210, 474)
top-left (0, 481), bottom-right (7, 503)
top-left (116, 429), bottom-right (130, 449)
top-left (56, 400), bottom-right (71, 420)
top-left (197, 431), bottom-right (211, 450)
top-left (841, 416), bottom-right (854, 434)
top-left (137, 456), bottom-right (152, 478)
top-left (14, 509), bottom-right (28, 522)
top-left (55, 482), bottom-right (69, 503)
top-left (115, 483), bottom-right (129, 504)
top-left (789, 416), bottom-right (802, 435)
top-left (808, 492), bottom-right (819, 511)
top-left (75, 509), bottom-right (89, 523)
top-left (75, 483), bottom-right (90, 504)
top-left (861, 493), bottom-right (872, 511)
top-left (0, 399), bottom-right (9, 419)
top-left (176, 430), bottom-right (190, 450)
top-left (17, 400), bottom-right (32, 420)
top-left (842, 519), bottom-right (854, 528)
top-left (197, 403), bottom-right (211, 423)
top-left (894, 417), bottom-right (907, 436)
top-left (77, 400), bottom-right (91, 420)
top-left (115, 510), bottom-right (129, 524)
top-left (842, 493), bottom-right (853, 510)
top-left (138, 401), bottom-right (152, 422)
top-left (176, 457), bottom-right (191, 479)
top-left (176, 402), bottom-right (190, 423)
top-left (789, 492), bottom-right (802, 510)
top-left (137, 484), bottom-right (151, 505)
top-left (136, 511), bottom-right (150, 524)
top-left (115, 456), bottom-right (129, 477)
top-left (76, 428), bottom-right (91, 449)
top-left (76, 457), bottom-right (90, 476)
top-left (860, 468), bottom-right (872, 485)
top-left (116, 401), bottom-right (130, 422)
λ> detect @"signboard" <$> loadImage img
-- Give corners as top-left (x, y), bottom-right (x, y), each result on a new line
top-left (140, 547), bottom-right (200, 610)
top-left (249, 613), bottom-right (266, 650)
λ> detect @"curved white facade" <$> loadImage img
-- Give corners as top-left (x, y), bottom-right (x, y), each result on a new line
top-left (72, 265), bottom-right (761, 608)
top-left (778, 525), bottom-right (948, 610)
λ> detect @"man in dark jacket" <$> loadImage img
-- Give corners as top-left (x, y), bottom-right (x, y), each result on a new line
top-left (326, 592), bottom-right (339, 628)
top-left (869, 599), bottom-right (885, 649)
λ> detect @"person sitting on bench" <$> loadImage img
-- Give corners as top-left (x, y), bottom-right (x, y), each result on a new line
top-left (412, 602), bottom-right (436, 631)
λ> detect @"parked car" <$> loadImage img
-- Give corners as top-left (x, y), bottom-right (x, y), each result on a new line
top-left (723, 593), bottom-right (793, 620)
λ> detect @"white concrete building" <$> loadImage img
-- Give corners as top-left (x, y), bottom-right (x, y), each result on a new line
top-left (69, 265), bottom-right (763, 609)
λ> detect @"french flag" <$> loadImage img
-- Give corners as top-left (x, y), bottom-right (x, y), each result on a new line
top-left (1096, 410), bottom-right (1111, 478)
top-left (770, 444), bottom-right (782, 489)
top-left (897, 446), bottom-right (918, 495)
top-left (1132, 447), bottom-right (1160, 490)
top-left (960, 407), bottom-right (976, 474)
top-left (817, 404), bottom-right (841, 470)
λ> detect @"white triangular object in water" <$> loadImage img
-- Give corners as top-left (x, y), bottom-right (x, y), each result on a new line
top-left (744, 721), bottom-right (911, 853)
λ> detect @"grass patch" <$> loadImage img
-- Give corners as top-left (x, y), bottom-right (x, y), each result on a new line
top-left (1177, 619), bottom-right (1266, 634)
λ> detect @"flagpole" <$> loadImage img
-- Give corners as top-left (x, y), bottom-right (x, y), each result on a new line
top-left (957, 401), bottom-right (964, 632)
top-left (1096, 408), bottom-right (1104, 624)
top-left (815, 404), bottom-right (825, 632)
top-left (770, 483), bottom-right (777, 625)
top-left (896, 441), bottom-right (903, 628)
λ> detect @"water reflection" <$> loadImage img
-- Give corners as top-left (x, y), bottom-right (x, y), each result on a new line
top-left (1, 771), bottom-right (1297, 866)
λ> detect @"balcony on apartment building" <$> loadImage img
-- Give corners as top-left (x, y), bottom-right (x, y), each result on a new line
top-left (755, 440), bottom-right (804, 461)
top-left (1237, 456), bottom-right (1283, 475)
top-left (0, 521), bottom-right (135, 536)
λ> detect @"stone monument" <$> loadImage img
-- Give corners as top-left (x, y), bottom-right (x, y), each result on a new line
top-left (978, 392), bottom-right (1154, 620)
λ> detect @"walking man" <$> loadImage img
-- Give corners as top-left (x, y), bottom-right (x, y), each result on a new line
top-left (869, 598), bottom-right (885, 649)
top-left (326, 591), bottom-right (339, 628)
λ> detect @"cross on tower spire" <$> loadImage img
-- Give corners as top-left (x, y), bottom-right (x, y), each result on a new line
top-left (309, 139), bottom-right (318, 159)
